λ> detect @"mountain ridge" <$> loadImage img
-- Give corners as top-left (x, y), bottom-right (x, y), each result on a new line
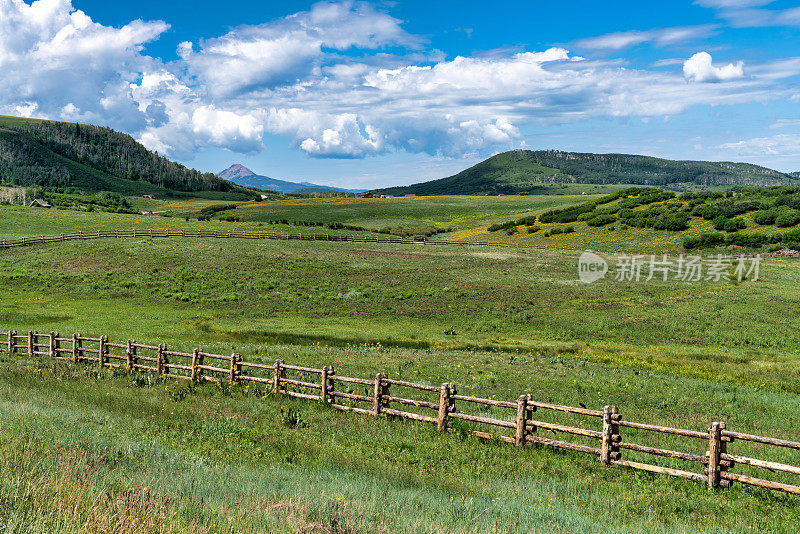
top-left (218, 164), bottom-right (364, 194)
top-left (373, 150), bottom-right (798, 196)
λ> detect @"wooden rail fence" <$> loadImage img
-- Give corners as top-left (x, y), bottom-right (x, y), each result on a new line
top-left (0, 228), bottom-right (557, 250)
top-left (3, 328), bottom-right (800, 496)
top-left (0, 228), bottom-right (769, 259)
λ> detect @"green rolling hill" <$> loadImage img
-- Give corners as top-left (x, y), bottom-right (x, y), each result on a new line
top-left (374, 150), bottom-right (798, 196)
top-left (0, 115), bottom-right (257, 199)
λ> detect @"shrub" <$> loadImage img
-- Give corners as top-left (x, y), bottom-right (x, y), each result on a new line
top-left (751, 209), bottom-right (778, 225)
top-left (506, 227), bottom-right (518, 235)
top-left (197, 203), bottom-right (237, 220)
top-left (488, 221), bottom-right (517, 232)
top-left (723, 218), bottom-right (746, 232)
top-left (526, 225), bottom-right (541, 234)
top-left (724, 232), bottom-right (769, 248)
top-left (775, 209), bottom-right (800, 228)
top-left (587, 214), bottom-right (616, 227)
top-left (683, 232), bottom-right (726, 250)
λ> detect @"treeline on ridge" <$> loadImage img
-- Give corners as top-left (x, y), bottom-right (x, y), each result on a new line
top-left (0, 118), bottom-right (240, 194)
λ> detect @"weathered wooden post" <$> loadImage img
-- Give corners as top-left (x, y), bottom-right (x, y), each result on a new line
top-left (72, 333), bottom-right (81, 362)
top-left (515, 395), bottom-right (528, 447)
top-left (321, 366), bottom-right (330, 403)
top-left (372, 373), bottom-right (384, 416)
top-left (156, 344), bottom-right (165, 376)
top-left (98, 335), bottom-right (106, 368)
top-left (49, 331), bottom-right (56, 358)
top-left (28, 330), bottom-right (34, 357)
top-left (8, 330), bottom-right (14, 354)
top-left (191, 348), bottom-right (203, 382)
top-left (602, 405), bottom-right (621, 465)
top-left (328, 365), bottom-right (336, 402)
top-left (601, 405), bottom-right (613, 465)
top-left (273, 359), bottom-right (284, 393)
top-left (610, 406), bottom-right (621, 462)
top-left (707, 422), bottom-right (722, 489)
top-left (437, 383), bottom-right (452, 432)
top-left (125, 340), bottom-right (135, 370)
top-left (229, 353), bottom-right (239, 384)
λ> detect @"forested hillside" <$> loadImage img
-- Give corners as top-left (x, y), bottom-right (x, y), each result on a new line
top-left (0, 116), bottom-right (250, 196)
top-left (374, 150), bottom-right (797, 196)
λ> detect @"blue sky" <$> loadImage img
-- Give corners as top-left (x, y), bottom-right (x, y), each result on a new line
top-left (2, 0), bottom-right (800, 187)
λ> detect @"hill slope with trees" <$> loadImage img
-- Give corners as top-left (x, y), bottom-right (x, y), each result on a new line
top-left (374, 150), bottom-right (797, 196)
top-left (0, 115), bottom-right (254, 198)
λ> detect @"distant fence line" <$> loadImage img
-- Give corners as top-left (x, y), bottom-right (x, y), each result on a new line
top-left (0, 228), bottom-right (537, 250)
top-left (4, 328), bottom-right (800, 496)
top-left (0, 228), bottom-right (771, 259)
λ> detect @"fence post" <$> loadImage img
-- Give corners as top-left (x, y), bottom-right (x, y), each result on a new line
top-left (98, 335), bottom-right (106, 368)
top-left (274, 359), bottom-right (284, 393)
top-left (515, 395), bottom-right (528, 447)
top-left (191, 348), bottom-right (203, 382)
top-left (328, 366), bottom-right (336, 402)
top-left (28, 330), bottom-right (34, 357)
top-left (229, 353), bottom-right (239, 384)
top-left (373, 373), bottom-right (384, 416)
top-left (321, 366), bottom-right (329, 403)
top-left (602, 405), bottom-right (621, 465)
top-left (125, 340), bottom-right (134, 370)
top-left (708, 422), bottom-right (722, 489)
top-left (7, 330), bottom-right (14, 353)
top-left (601, 405), bottom-right (613, 465)
top-left (611, 406), bottom-right (620, 461)
top-left (72, 333), bottom-right (80, 362)
top-left (49, 331), bottom-right (56, 358)
top-left (157, 344), bottom-right (165, 376)
top-left (437, 383), bottom-right (451, 431)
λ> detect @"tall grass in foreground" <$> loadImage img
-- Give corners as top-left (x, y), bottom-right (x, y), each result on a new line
top-left (1, 356), bottom-right (800, 533)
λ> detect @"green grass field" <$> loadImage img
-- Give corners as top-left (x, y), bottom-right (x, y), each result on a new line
top-left (2, 199), bottom-right (800, 532)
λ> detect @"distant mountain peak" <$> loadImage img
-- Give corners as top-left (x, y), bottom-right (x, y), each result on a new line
top-left (219, 164), bottom-right (256, 180)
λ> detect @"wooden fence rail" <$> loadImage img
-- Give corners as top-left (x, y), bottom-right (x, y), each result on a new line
top-left (0, 227), bottom-right (570, 251)
top-left (2, 328), bottom-right (800, 496)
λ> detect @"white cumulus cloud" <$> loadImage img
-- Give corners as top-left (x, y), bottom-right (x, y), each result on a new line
top-left (0, 0), bottom-right (797, 163)
top-left (683, 52), bottom-right (745, 82)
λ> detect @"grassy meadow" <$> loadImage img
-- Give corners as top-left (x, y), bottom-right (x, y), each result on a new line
top-left (2, 197), bottom-right (800, 532)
